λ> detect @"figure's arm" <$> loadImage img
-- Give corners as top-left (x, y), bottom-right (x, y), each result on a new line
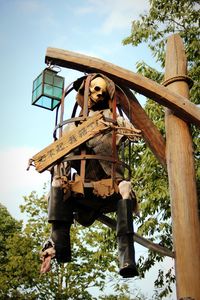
top-left (116, 115), bottom-right (141, 141)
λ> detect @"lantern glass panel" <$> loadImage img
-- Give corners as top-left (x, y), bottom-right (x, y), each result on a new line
top-left (44, 84), bottom-right (53, 97)
top-left (36, 96), bottom-right (52, 110)
top-left (44, 70), bottom-right (54, 85)
top-left (32, 84), bottom-right (43, 103)
top-left (53, 86), bottom-right (63, 98)
top-left (33, 73), bottom-right (43, 90)
top-left (52, 99), bottom-right (60, 109)
top-left (54, 76), bottom-right (64, 88)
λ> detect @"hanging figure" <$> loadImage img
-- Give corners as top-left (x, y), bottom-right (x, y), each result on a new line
top-left (40, 73), bottom-right (141, 278)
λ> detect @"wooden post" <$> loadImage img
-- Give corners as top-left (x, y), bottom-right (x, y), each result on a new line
top-left (164, 34), bottom-right (200, 300)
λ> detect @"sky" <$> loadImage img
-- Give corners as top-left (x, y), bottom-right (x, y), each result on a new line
top-left (0, 0), bottom-right (175, 298)
top-left (0, 0), bottom-right (154, 217)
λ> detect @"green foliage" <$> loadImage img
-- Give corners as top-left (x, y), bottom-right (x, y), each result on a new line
top-left (123, 0), bottom-right (200, 298)
top-left (99, 285), bottom-right (148, 300)
top-left (0, 203), bottom-right (21, 265)
top-left (1, 189), bottom-right (135, 299)
top-left (0, 203), bottom-right (43, 299)
top-left (123, 0), bottom-right (199, 67)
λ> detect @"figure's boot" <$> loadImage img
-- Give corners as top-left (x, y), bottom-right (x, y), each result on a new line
top-left (51, 221), bottom-right (72, 263)
top-left (116, 198), bottom-right (139, 278)
top-left (48, 185), bottom-right (73, 263)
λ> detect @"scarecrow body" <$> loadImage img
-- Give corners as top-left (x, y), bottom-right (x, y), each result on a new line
top-left (40, 73), bottom-right (140, 278)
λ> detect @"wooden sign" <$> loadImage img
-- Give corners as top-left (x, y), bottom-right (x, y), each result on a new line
top-left (32, 112), bottom-right (108, 173)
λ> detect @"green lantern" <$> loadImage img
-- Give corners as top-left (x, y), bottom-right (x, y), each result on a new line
top-left (32, 68), bottom-right (65, 111)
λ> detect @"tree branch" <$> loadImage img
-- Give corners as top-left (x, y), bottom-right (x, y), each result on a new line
top-left (97, 214), bottom-right (175, 258)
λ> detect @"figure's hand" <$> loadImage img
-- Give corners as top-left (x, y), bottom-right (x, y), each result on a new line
top-left (40, 253), bottom-right (52, 273)
top-left (116, 116), bottom-right (141, 140)
top-left (40, 239), bottom-right (56, 274)
top-left (40, 247), bottom-right (56, 274)
top-left (118, 180), bottom-right (139, 216)
top-left (118, 180), bottom-right (132, 200)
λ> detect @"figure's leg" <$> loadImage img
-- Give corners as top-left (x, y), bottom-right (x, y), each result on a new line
top-left (48, 184), bottom-right (73, 263)
top-left (116, 197), bottom-right (139, 278)
top-left (116, 198), bottom-right (138, 278)
top-left (50, 221), bottom-right (71, 263)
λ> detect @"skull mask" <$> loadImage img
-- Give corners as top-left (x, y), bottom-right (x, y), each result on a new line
top-left (89, 77), bottom-right (107, 107)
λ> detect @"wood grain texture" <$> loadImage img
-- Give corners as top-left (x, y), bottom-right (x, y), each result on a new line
top-left (165, 34), bottom-right (200, 300)
top-left (118, 87), bottom-right (166, 168)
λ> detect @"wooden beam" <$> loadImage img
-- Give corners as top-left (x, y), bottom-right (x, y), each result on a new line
top-left (118, 87), bottom-right (166, 168)
top-left (45, 47), bottom-right (200, 127)
top-left (165, 34), bottom-right (200, 300)
top-left (98, 214), bottom-right (174, 258)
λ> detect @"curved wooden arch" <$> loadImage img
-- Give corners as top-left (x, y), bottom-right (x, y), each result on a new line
top-left (45, 47), bottom-right (200, 128)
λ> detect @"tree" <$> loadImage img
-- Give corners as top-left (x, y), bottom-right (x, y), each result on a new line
top-left (0, 203), bottom-right (38, 299)
top-left (0, 188), bottom-right (133, 299)
top-left (0, 203), bottom-right (21, 267)
top-left (122, 0), bottom-right (199, 298)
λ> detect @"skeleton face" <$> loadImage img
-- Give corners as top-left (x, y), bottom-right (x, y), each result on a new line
top-left (89, 77), bottom-right (107, 105)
